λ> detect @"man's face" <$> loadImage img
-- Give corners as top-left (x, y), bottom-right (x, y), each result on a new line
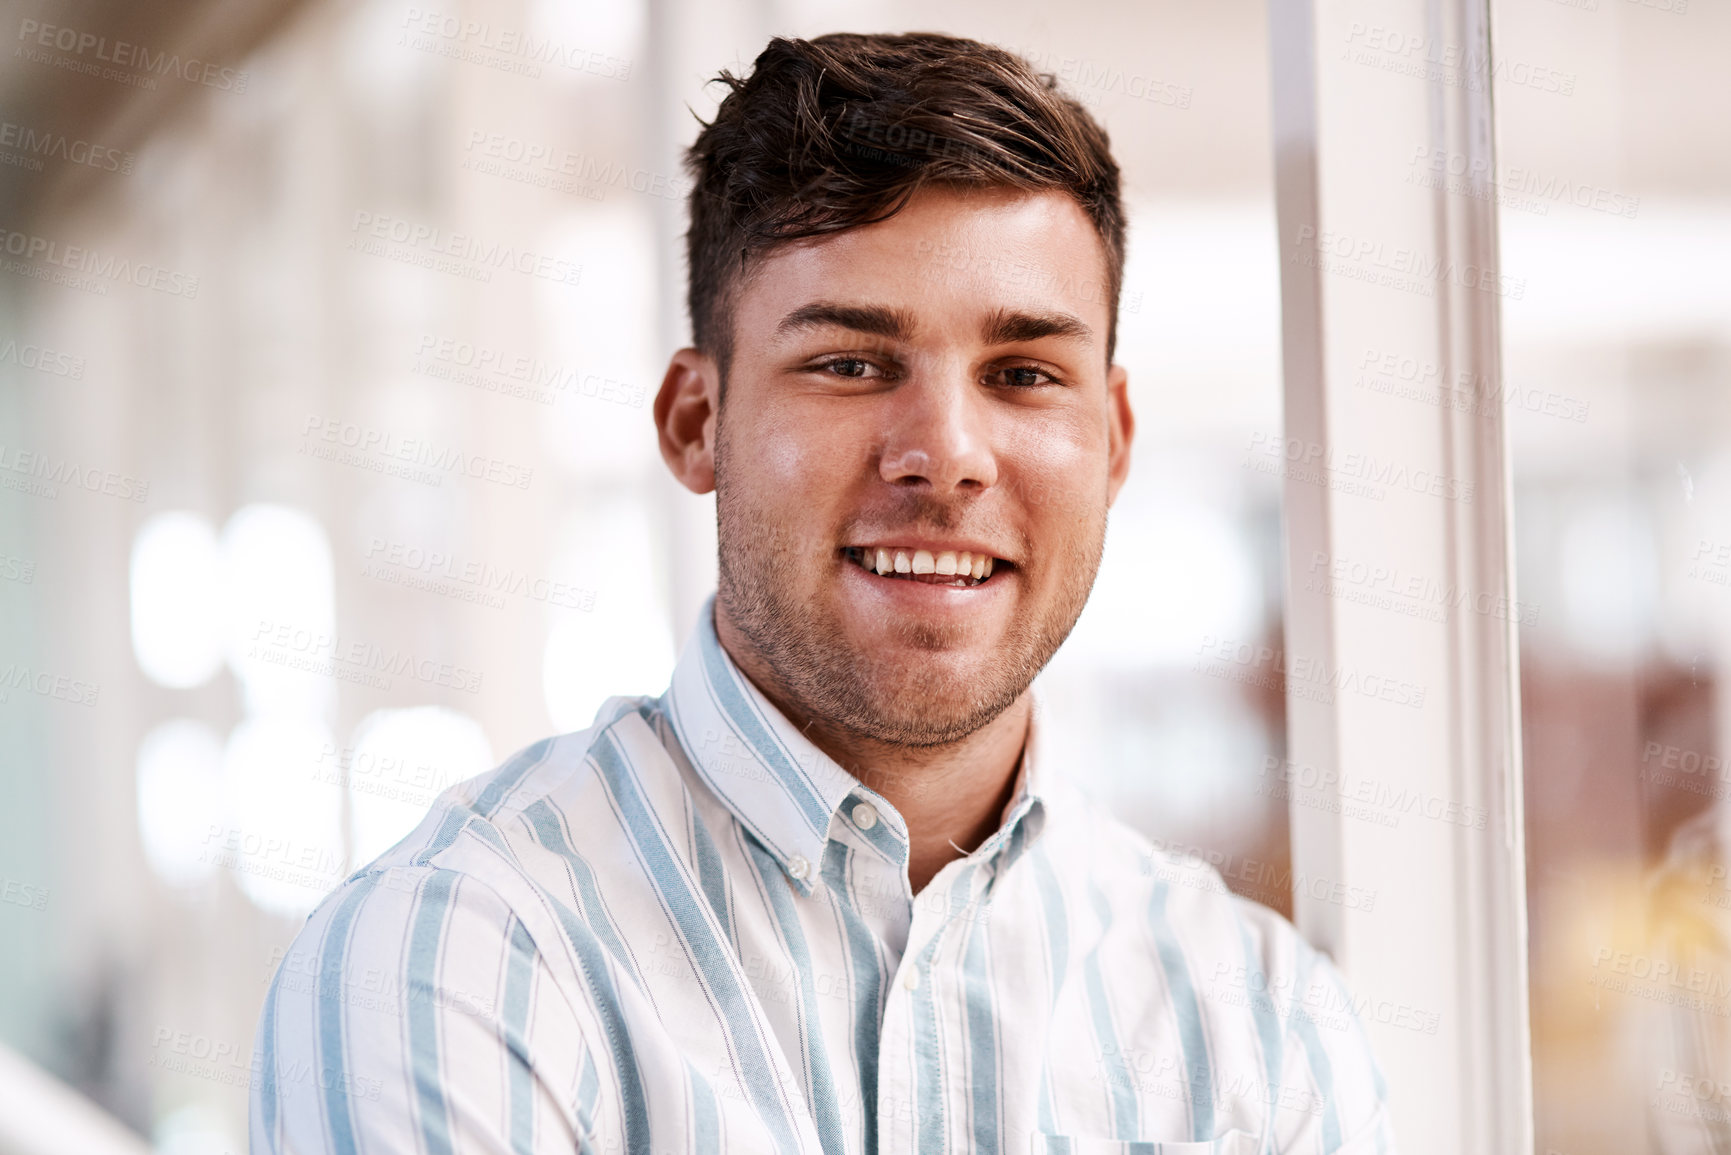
top-left (687, 185), bottom-right (1132, 748)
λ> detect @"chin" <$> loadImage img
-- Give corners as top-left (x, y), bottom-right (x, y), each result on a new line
top-left (845, 697), bottom-right (1015, 748)
top-left (840, 602), bottom-right (1014, 652)
top-left (839, 650), bottom-right (1016, 740)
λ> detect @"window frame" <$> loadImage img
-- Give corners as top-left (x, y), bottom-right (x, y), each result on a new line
top-left (1268, 0), bottom-right (1535, 1148)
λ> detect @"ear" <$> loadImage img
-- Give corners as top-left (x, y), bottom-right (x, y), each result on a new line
top-left (1105, 361), bottom-right (1135, 505)
top-left (654, 347), bottom-right (720, 494)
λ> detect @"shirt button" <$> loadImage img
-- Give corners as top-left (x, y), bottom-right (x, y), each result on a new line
top-left (787, 855), bottom-right (810, 881)
top-left (902, 968), bottom-right (921, 992)
top-left (851, 802), bottom-right (878, 830)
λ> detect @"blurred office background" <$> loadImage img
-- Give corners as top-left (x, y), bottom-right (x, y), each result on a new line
top-left (0, 0), bottom-right (1292, 1149)
top-left (1492, 4), bottom-right (1731, 1153)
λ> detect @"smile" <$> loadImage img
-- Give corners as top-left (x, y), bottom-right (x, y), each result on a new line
top-left (842, 546), bottom-right (1001, 587)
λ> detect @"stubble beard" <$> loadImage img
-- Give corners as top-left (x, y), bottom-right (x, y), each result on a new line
top-left (713, 433), bottom-right (1104, 750)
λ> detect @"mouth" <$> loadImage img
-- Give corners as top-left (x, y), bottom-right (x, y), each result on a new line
top-left (841, 545), bottom-right (1005, 588)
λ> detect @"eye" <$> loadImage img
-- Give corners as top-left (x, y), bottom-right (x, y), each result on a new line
top-left (813, 357), bottom-right (891, 381)
top-left (990, 364), bottom-right (1060, 389)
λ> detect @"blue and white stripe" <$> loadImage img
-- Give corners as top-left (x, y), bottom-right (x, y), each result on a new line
top-left (251, 598), bottom-right (1395, 1153)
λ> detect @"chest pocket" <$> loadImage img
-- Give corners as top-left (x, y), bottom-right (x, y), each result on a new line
top-left (1030, 1130), bottom-right (1260, 1155)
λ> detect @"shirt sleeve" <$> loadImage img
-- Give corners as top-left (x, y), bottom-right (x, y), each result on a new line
top-left (249, 864), bottom-right (595, 1154)
top-left (1219, 894), bottom-right (1396, 1155)
top-left (1268, 938), bottom-right (1398, 1155)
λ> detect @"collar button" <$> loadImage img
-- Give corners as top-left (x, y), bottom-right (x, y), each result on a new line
top-left (787, 854), bottom-right (810, 881)
top-left (851, 801), bottom-right (878, 830)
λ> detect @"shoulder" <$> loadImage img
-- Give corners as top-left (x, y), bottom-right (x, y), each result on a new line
top-left (434, 694), bottom-right (667, 842)
top-left (1052, 786), bottom-right (1340, 1000)
top-left (257, 705), bottom-right (671, 1053)
top-left (276, 694), bottom-right (672, 1000)
top-left (1040, 785), bottom-right (1392, 1141)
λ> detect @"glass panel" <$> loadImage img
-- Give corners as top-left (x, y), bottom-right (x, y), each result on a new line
top-left (1492, 2), bottom-right (1731, 1151)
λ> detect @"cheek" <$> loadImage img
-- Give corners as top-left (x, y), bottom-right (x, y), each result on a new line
top-left (1005, 416), bottom-right (1108, 519)
top-left (734, 404), bottom-right (860, 506)
top-left (754, 430), bottom-right (810, 493)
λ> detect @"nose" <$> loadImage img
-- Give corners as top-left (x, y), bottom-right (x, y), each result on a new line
top-left (876, 373), bottom-right (998, 495)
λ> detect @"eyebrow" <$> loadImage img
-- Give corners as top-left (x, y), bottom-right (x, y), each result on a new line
top-left (980, 307), bottom-right (1095, 349)
top-left (775, 302), bottom-right (917, 344)
top-left (776, 301), bottom-right (1096, 352)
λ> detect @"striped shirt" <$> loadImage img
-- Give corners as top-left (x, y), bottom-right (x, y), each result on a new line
top-left (250, 599), bottom-right (1395, 1154)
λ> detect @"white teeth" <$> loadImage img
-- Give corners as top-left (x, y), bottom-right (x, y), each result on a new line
top-left (858, 546), bottom-right (996, 582)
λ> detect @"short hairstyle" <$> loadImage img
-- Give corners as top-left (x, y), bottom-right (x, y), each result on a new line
top-left (682, 32), bottom-right (1127, 379)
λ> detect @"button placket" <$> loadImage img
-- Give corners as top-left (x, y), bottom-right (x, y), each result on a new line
top-left (880, 902), bottom-right (945, 1154)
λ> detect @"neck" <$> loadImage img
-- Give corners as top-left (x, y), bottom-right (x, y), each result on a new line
top-left (714, 615), bottom-right (1030, 895)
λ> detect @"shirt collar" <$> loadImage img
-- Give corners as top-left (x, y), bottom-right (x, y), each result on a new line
top-left (662, 595), bottom-right (1051, 893)
top-left (971, 690), bottom-right (1050, 874)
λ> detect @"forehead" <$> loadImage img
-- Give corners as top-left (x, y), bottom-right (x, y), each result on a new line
top-left (733, 186), bottom-right (1113, 344)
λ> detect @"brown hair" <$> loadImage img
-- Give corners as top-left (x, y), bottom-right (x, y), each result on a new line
top-left (682, 32), bottom-right (1126, 378)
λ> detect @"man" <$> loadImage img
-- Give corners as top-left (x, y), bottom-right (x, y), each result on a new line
top-left (251, 32), bottom-right (1393, 1154)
